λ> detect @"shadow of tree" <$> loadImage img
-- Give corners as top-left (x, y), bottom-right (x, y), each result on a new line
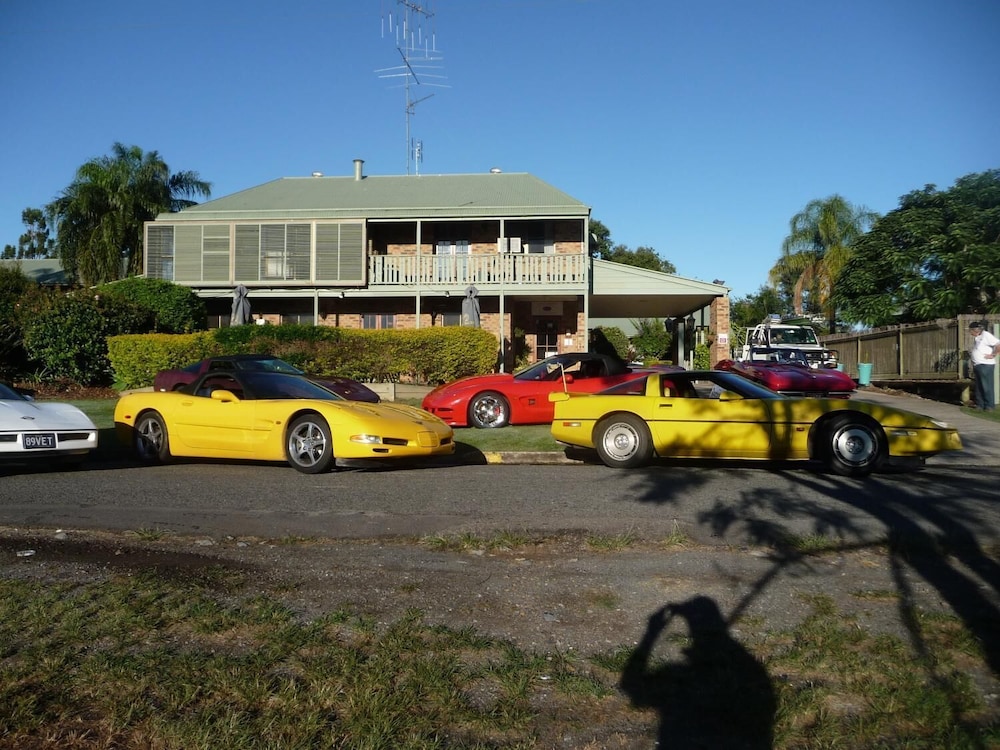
top-left (612, 461), bottom-right (1000, 743)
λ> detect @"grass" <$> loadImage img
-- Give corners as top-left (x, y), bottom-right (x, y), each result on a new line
top-left (961, 405), bottom-right (1000, 422)
top-left (0, 568), bottom-right (996, 748)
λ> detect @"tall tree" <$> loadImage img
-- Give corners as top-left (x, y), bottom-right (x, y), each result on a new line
top-left (769, 195), bottom-right (877, 332)
top-left (17, 208), bottom-right (54, 259)
top-left (834, 169), bottom-right (1000, 326)
top-left (589, 219), bottom-right (677, 274)
top-left (46, 143), bottom-right (211, 285)
top-left (589, 218), bottom-right (612, 257)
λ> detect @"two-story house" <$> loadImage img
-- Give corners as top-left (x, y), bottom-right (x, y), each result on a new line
top-left (144, 159), bottom-right (730, 368)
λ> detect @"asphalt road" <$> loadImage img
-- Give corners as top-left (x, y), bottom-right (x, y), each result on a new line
top-left (3, 459), bottom-right (1000, 551)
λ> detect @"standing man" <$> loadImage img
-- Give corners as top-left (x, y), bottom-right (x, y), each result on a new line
top-left (969, 320), bottom-right (999, 411)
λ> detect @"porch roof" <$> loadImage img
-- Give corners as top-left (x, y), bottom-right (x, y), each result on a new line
top-left (157, 172), bottom-right (591, 223)
top-left (590, 259), bottom-right (728, 319)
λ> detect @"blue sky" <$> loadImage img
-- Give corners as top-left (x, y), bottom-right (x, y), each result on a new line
top-left (1, 0), bottom-right (997, 299)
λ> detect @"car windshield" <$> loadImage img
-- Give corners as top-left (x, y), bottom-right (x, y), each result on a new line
top-left (514, 354), bottom-right (624, 382)
top-left (237, 358), bottom-right (304, 374)
top-left (0, 383), bottom-right (28, 401)
top-left (707, 372), bottom-right (784, 400)
top-left (240, 372), bottom-right (345, 401)
top-left (770, 327), bottom-right (819, 346)
top-left (514, 357), bottom-right (577, 382)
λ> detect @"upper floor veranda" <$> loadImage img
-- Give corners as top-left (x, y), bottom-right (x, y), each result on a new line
top-left (144, 216), bottom-right (590, 292)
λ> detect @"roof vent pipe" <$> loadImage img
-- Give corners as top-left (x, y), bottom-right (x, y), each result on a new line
top-left (353, 159), bottom-right (364, 181)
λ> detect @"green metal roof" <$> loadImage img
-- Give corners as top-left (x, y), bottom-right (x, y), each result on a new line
top-left (0, 259), bottom-right (68, 285)
top-left (157, 172), bottom-right (591, 223)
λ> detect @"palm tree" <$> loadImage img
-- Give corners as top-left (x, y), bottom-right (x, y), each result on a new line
top-left (768, 195), bottom-right (878, 332)
top-left (47, 143), bottom-right (211, 285)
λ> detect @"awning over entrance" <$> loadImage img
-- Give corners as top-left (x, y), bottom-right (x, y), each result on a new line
top-left (588, 259), bottom-right (728, 319)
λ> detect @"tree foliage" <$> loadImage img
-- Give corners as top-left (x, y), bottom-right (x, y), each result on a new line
top-left (95, 277), bottom-right (207, 333)
top-left (46, 143), bottom-right (211, 286)
top-left (590, 218), bottom-right (677, 273)
top-left (0, 266), bottom-right (43, 378)
top-left (15, 208), bottom-right (55, 259)
top-left (769, 195), bottom-right (878, 332)
top-left (629, 318), bottom-right (673, 361)
top-left (834, 169), bottom-right (1000, 326)
top-left (21, 293), bottom-right (151, 384)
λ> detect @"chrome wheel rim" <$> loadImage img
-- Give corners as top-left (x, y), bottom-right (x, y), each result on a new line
top-left (136, 417), bottom-right (163, 459)
top-left (601, 421), bottom-right (639, 461)
top-left (288, 421), bottom-right (327, 468)
top-left (831, 424), bottom-right (877, 467)
top-left (472, 395), bottom-right (506, 427)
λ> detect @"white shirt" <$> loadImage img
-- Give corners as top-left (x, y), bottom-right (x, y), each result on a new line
top-left (971, 328), bottom-right (1000, 366)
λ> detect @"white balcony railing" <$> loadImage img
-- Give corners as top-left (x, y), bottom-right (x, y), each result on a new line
top-left (368, 253), bottom-right (587, 287)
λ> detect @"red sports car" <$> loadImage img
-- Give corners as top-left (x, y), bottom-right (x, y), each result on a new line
top-left (715, 347), bottom-right (856, 398)
top-left (153, 354), bottom-right (381, 403)
top-left (421, 352), bottom-right (649, 428)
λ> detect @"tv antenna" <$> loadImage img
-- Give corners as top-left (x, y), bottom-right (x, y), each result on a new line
top-left (377, 1), bottom-right (448, 175)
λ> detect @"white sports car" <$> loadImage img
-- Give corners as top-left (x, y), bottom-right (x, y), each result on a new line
top-left (0, 383), bottom-right (98, 466)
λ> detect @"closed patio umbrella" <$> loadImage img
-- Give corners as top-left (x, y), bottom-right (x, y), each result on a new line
top-left (461, 285), bottom-right (481, 327)
top-left (231, 284), bottom-right (251, 326)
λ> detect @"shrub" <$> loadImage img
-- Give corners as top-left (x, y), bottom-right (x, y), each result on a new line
top-left (108, 332), bottom-right (219, 389)
top-left (108, 325), bottom-right (500, 387)
top-left (96, 277), bottom-right (207, 333)
top-left (629, 318), bottom-right (672, 361)
top-left (22, 293), bottom-right (149, 384)
top-left (0, 265), bottom-right (41, 379)
top-left (596, 325), bottom-right (631, 361)
top-left (693, 343), bottom-right (712, 370)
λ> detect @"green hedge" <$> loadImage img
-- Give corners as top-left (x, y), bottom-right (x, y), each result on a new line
top-left (108, 325), bottom-right (499, 389)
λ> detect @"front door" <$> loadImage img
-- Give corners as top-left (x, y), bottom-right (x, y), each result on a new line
top-left (534, 318), bottom-right (560, 361)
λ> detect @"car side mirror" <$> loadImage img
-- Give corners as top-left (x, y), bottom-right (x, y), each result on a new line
top-left (211, 389), bottom-right (239, 402)
top-left (718, 390), bottom-right (743, 402)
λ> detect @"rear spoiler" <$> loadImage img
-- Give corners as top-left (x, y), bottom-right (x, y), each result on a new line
top-left (549, 391), bottom-right (591, 403)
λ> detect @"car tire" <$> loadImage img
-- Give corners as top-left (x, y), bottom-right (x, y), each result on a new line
top-left (286, 413), bottom-right (335, 474)
top-left (595, 414), bottom-right (653, 469)
top-left (469, 391), bottom-right (510, 429)
top-left (824, 414), bottom-right (885, 477)
top-left (134, 411), bottom-right (172, 464)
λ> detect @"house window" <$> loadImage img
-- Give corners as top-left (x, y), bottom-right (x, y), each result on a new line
top-left (435, 240), bottom-right (469, 282)
top-left (362, 313), bottom-right (395, 330)
top-left (146, 225), bottom-right (175, 280)
top-left (439, 312), bottom-right (461, 327)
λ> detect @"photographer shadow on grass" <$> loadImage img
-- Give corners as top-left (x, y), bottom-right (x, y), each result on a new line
top-left (620, 596), bottom-right (776, 749)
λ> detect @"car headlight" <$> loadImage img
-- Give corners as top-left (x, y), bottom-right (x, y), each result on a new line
top-left (350, 434), bottom-right (383, 444)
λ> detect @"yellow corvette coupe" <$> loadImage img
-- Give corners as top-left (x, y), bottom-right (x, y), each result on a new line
top-left (549, 370), bottom-right (962, 476)
top-left (115, 370), bottom-right (454, 474)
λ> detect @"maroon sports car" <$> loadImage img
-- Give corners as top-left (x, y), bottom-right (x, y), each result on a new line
top-left (153, 354), bottom-right (381, 403)
top-left (715, 347), bottom-right (856, 398)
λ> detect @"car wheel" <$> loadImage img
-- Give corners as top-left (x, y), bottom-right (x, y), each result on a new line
top-left (595, 414), bottom-right (653, 469)
top-left (469, 391), bottom-right (510, 429)
top-left (824, 414), bottom-right (885, 477)
top-left (286, 413), bottom-right (335, 474)
top-left (134, 411), bottom-right (172, 464)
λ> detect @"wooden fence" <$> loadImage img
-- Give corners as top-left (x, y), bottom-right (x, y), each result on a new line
top-left (821, 314), bottom-right (999, 382)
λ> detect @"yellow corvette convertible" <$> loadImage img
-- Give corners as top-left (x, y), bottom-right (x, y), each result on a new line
top-left (549, 370), bottom-right (962, 476)
top-left (115, 370), bottom-right (454, 474)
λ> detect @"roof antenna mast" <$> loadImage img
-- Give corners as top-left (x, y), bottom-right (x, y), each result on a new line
top-left (377, 1), bottom-right (448, 175)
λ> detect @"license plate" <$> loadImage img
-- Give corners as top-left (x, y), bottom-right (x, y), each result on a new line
top-left (24, 433), bottom-right (56, 449)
